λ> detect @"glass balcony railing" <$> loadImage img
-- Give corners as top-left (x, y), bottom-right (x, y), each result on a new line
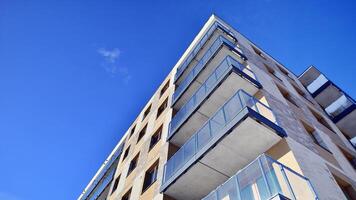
top-left (86, 166), bottom-right (116, 200)
top-left (172, 35), bottom-right (246, 105)
top-left (325, 94), bottom-right (355, 118)
top-left (175, 21), bottom-right (235, 81)
top-left (202, 154), bottom-right (318, 200)
top-left (169, 56), bottom-right (257, 138)
top-left (79, 143), bottom-right (124, 200)
top-left (306, 74), bottom-right (328, 94)
top-left (163, 90), bottom-right (278, 185)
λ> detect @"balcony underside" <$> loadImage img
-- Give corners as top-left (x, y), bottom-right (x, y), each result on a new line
top-left (163, 109), bottom-right (285, 200)
top-left (202, 154), bottom-right (318, 200)
top-left (175, 28), bottom-right (235, 86)
top-left (298, 66), bottom-right (320, 87)
top-left (313, 81), bottom-right (341, 108)
top-left (312, 81), bottom-right (356, 138)
top-left (335, 106), bottom-right (356, 138)
top-left (169, 69), bottom-right (260, 146)
top-left (173, 46), bottom-right (245, 110)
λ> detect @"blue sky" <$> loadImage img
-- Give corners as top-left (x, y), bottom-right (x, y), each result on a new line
top-left (0, 0), bottom-right (355, 199)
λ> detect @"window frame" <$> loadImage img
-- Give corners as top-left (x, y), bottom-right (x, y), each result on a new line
top-left (122, 146), bottom-right (130, 161)
top-left (251, 45), bottom-right (267, 60)
top-left (149, 126), bottom-right (162, 150)
top-left (142, 104), bottom-right (151, 121)
top-left (263, 63), bottom-right (283, 82)
top-left (338, 146), bottom-right (356, 170)
top-left (300, 120), bottom-right (331, 153)
top-left (160, 80), bottom-right (170, 97)
top-left (277, 84), bottom-right (299, 108)
top-left (141, 160), bottom-right (159, 193)
top-left (276, 64), bottom-right (296, 81)
top-left (291, 82), bottom-right (314, 105)
top-left (137, 124), bottom-right (147, 143)
top-left (129, 125), bottom-right (136, 138)
top-left (156, 98), bottom-right (168, 119)
top-left (121, 188), bottom-right (132, 200)
top-left (308, 106), bottom-right (335, 134)
top-left (127, 153), bottom-right (139, 176)
top-left (111, 175), bottom-right (121, 195)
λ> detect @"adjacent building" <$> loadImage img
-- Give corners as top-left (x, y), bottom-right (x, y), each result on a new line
top-left (78, 15), bottom-right (356, 200)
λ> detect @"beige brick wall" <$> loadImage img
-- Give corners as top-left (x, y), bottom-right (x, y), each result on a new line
top-left (231, 25), bottom-right (356, 199)
top-left (107, 72), bottom-right (174, 200)
top-left (88, 16), bottom-right (356, 200)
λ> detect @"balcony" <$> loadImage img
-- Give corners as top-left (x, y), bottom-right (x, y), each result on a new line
top-left (84, 166), bottom-right (116, 200)
top-left (79, 143), bottom-right (124, 200)
top-left (203, 154), bottom-right (318, 200)
top-left (161, 90), bottom-right (286, 199)
top-left (168, 56), bottom-right (261, 146)
top-left (325, 94), bottom-right (355, 118)
top-left (325, 94), bottom-right (356, 137)
top-left (175, 21), bottom-right (236, 83)
top-left (172, 35), bottom-right (247, 109)
top-left (299, 66), bottom-right (356, 139)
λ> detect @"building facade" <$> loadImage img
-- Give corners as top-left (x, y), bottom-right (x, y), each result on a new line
top-left (78, 15), bottom-right (356, 200)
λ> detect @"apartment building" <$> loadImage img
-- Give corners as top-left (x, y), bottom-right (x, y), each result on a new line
top-left (78, 15), bottom-right (356, 200)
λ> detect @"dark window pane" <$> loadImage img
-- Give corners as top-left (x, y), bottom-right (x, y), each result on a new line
top-left (160, 80), bottom-right (170, 97)
top-left (129, 125), bottom-right (136, 137)
top-left (142, 161), bottom-right (159, 192)
top-left (111, 175), bottom-right (120, 194)
top-left (143, 105), bottom-right (151, 120)
top-left (157, 99), bottom-right (168, 118)
top-left (122, 188), bottom-right (131, 200)
top-left (149, 126), bottom-right (162, 150)
top-left (122, 146), bottom-right (130, 160)
top-left (137, 125), bottom-right (147, 143)
top-left (127, 154), bottom-right (139, 176)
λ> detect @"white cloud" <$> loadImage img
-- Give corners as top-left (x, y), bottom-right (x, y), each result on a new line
top-left (98, 48), bottom-right (120, 63)
top-left (97, 48), bottom-right (132, 83)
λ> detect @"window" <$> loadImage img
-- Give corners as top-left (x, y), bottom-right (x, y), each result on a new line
top-left (277, 64), bottom-right (295, 81)
top-left (127, 153), bottom-right (139, 176)
top-left (251, 45), bottom-right (267, 60)
top-left (277, 64), bottom-right (289, 76)
top-left (300, 120), bottom-right (330, 152)
top-left (122, 188), bottom-right (132, 200)
top-left (332, 173), bottom-right (356, 199)
top-left (142, 160), bottom-right (159, 193)
top-left (137, 124), bottom-right (147, 143)
top-left (156, 98), bottom-right (168, 118)
top-left (308, 107), bottom-right (335, 133)
top-left (129, 125), bottom-right (136, 138)
top-left (149, 126), bottom-right (162, 150)
top-left (291, 83), bottom-right (313, 104)
top-left (142, 104), bottom-right (151, 121)
top-left (338, 146), bottom-right (356, 170)
top-left (122, 146), bottom-right (130, 160)
top-left (263, 63), bottom-right (283, 82)
top-left (160, 80), bottom-right (170, 97)
top-left (111, 175), bottom-right (120, 194)
top-left (277, 85), bottom-right (299, 108)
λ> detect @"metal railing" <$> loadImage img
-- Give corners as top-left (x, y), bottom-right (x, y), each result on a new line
top-left (175, 21), bottom-right (235, 81)
top-left (169, 55), bottom-right (257, 138)
top-left (202, 154), bottom-right (318, 200)
top-left (163, 90), bottom-right (278, 185)
top-left (172, 35), bottom-right (246, 105)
